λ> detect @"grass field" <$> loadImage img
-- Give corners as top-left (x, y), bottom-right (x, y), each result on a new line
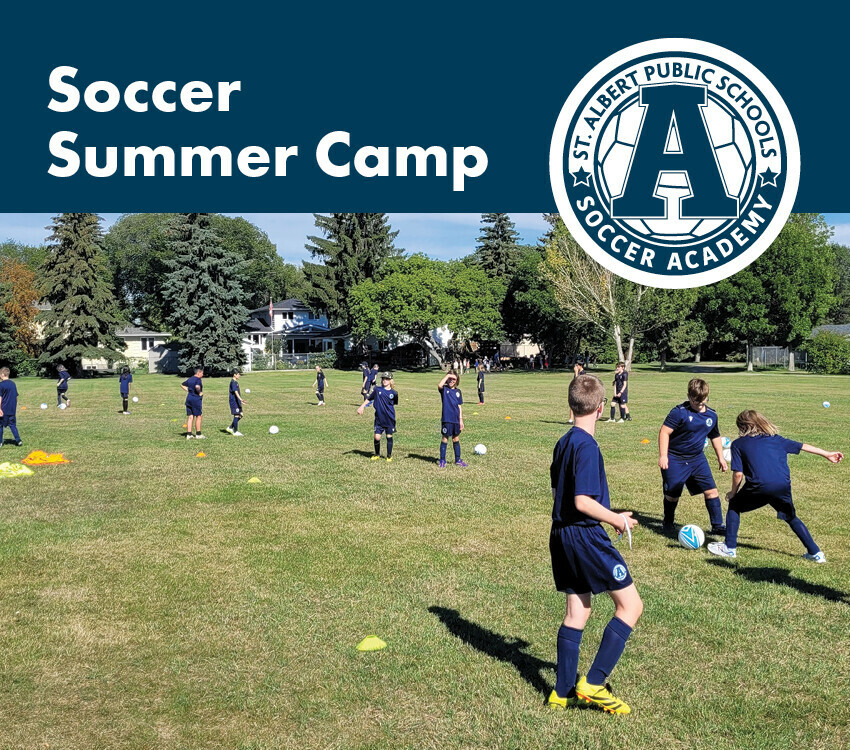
top-left (0, 367), bottom-right (848, 749)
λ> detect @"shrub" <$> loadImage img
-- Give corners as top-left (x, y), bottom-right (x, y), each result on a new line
top-left (802, 331), bottom-right (850, 374)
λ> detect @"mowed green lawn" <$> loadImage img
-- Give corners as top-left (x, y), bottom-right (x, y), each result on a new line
top-left (0, 367), bottom-right (848, 750)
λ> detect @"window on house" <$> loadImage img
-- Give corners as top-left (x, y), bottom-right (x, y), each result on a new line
top-left (140, 337), bottom-right (155, 351)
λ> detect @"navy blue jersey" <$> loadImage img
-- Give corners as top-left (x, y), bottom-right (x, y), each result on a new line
top-left (0, 380), bottom-right (18, 414)
top-left (369, 386), bottom-right (398, 425)
top-left (731, 434), bottom-right (802, 497)
top-left (183, 376), bottom-right (203, 402)
top-left (316, 372), bottom-right (325, 389)
top-left (614, 371), bottom-right (628, 393)
top-left (477, 372), bottom-right (485, 390)
top-left (440, 386), bottom-right (463, 422)
top-left (57, 370), bottom-right (71, 390)
top-left (664, 402), bottom-right (720, 459)
top-left (551, 427), bottom-right (610, 527)
top-left (366, 369), bottom-right (378, 386)
top-left (119, 372), bottom-right (133, 393)
top-left (229, 379), bottom-right (241, 409)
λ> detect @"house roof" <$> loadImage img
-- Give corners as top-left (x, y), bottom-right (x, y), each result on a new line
top-left (244, 319), bottom-right (272, 333)
top-left (247, 298), bottom-right (314, 315)
top-left (117, 326), bottom-right (170, 337)
top-left (285, 323), bottom-right (333, 336)
top-left (811, 323), bottom-right (850, 337)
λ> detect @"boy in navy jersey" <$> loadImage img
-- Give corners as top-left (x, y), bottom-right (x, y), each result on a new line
top-left (56, 364), bottom-right (71, 407)
top-left (610, 362), bottom-right (630, 422)
top-left (658, 378), bottom-right (727, 534)
top-left (313, 365), bottom-right (327, 406)
top-left (119, 366), bottom-right (133, 414)
top-left (708, 410), bottom-right (843, 562)
top-left (181, 366), bottom-right (205, 439)
top-left (357, 372), bottom-right (398, 462)
top-left (548, 374), bottom-right (641, 715)
top-left (226, 370), bottom-right (246, 436)
top-left (438, 371), bottom-right (466, 468)
top-left (0, 368), bottom-right (23, 447)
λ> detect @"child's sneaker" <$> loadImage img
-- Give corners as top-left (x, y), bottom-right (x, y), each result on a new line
top-left (386, 457), bottom-right (393, 463)
top-left (226, 426), bottom-right (235, 434)
top-left (547, 688), bottom-right (578, 710)
top-left (122, 411), bottom-right (131, 415)
top-left (438, 459), bottom-right (446, 468)
top-left (15, 441), bottom-right (23, 447)
top-left (371, 455), bottom-right (381, 461)
top-left (455, 460), bottom-right (468, 467)
top-left (575, 676), bottom-right (631, 714)
top-left (707, 541), bottom-right (737, 558)
top-left (195, 434), bottom-right (206, 440)
top-left (233, 431), bottom-right (244, 437)
top-left (186, 434), bottom-right (194, 440)
top-left (803, 551), bottom-right (826, 564)
top-left (616, 418), bottom-right (625, 423)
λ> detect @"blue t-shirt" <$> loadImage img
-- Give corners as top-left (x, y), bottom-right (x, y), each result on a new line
top-left (0, 380), bottom-right (18, 414)
top-left (366, 369), bottom-right (378, 387)
top-left (369, 386), bottom-right (398, 426)
top-left (316, 372), bottom-right (325, 389)
top-left (664, 402), bottom-right (720, 459)
top-left (550, 427), bottom-right (610, 527)
top-left (731, 434), bottom-right (803, 497)
top-left (57, 371), bottom-right (71, 390)
top-left (119, 372), bottom-right (133, 393)
top-left (477, 372), bottom-right (485, 389)
top-left (229, 379), bottom-right (241, 410)
top-left (183, 376), bottom-right (203, 403)
top-left (614, 371), bottom-right (628, 393)
top-left (440, 386), bottom-right (463, 423)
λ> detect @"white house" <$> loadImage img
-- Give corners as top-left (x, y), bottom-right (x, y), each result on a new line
top-left (82, 326), bottom-right (172, 370)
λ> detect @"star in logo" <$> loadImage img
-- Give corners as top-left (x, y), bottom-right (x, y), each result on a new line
top-left (571, 166), bottom-right (591, 187)
top-left (758, 167), bottom-right (780, 187)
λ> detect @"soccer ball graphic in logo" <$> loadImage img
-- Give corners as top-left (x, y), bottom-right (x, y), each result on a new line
top-left (596, 95), bottom-right (754, 246)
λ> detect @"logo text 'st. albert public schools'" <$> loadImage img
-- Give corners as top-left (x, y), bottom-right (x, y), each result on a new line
top-left (550, 39), bottom-right (799, 288)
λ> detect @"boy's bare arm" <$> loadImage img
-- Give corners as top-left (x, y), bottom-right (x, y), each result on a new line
top-left (658, 426), bottom-right (672, 469)
top-left (726, 471), bottom-right (744, 501)
top-left (710, 436), bottom-right (728, 472)
top-left (574, 494), bottom-right (638, 533)
top-left (801, 444), bottom-right (844, 463)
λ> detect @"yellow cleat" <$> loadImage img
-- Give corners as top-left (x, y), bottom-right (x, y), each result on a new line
top-left (575, 676), bottom-right (631, 714)
top-left (547, 689), bottom-right (578, 710)
top-left (386, 457), bottom-right (393, 463)
top-left (371, 455), bottom-right (381, 461)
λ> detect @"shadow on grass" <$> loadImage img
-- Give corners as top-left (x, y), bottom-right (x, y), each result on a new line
top-left (705, 558), bottom-right (848, 605)
top-left (540, 420), bottom-right (570, 427)
top-left (407, 453), bottom-right (438, 464)
top-left (343, 449), bottom-right (375, 458)
top-left (428, 606), bottom-right (554, 697)
top-left (630, 511), bottom-right (677, 542)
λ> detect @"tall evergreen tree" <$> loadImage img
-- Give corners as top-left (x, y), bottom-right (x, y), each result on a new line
top-left (38, 213), bottom-right (124, 376)
top-left (163, 213), bottom-right (248, 375)
top-left (0, 283), bottom-right (22, 370)
top-left (302, 213), bottom-right (400, 325)
top-left (475, 213), bottom-right (521, 278)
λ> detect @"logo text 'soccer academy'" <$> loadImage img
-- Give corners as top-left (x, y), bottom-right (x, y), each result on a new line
top-left (550, 39), bottom-right (799, 288)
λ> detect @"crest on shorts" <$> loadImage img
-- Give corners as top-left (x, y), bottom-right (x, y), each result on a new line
top-left (612, 564), bottom-right (628, 582)
top-left (550, 39), bottom-right (799, 288)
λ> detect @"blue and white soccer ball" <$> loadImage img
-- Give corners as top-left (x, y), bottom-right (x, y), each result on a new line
top-left (474, 444), bottom-right (487, 455)
top-left (823, 401), bottom-right (830, 408)
top-left (721, 436), bottom-right (732, 449)
top-left (132, 396), bottom-right (139, 403)
top-left (245, 389), bottom-right (251, 394)
top-left (723, 448), bottom-right (732, 462)
top-left (596, 95), bottom-right (753, 244)
top-left (678, 524), bottom-right (705, 550)
top-left (59, 403), bottom-right (67, 410)
top-left (40, 403), bottom-right (48, 410)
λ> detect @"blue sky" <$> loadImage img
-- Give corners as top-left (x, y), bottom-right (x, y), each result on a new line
top-left (1, 213), bottom-right (847, 265)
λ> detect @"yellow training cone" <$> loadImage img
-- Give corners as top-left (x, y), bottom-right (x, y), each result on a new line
top-left (356, 635), bottom-right (386, 652)
top-left (504, 416), bottom-right (512, 420)
top-left (248, 477), bottom-right (261, 484)
top-left (473, 412), bottom-right (479, 415)
top-left (195, 452), bottom-right (206, 458)
top-left (641, 439), bottom-right (650, 444)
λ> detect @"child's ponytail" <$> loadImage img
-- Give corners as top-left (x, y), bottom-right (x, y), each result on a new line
top-left (735, 409), bottom-right (778, 437)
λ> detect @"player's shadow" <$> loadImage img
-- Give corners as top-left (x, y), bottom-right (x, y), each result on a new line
top-left (343, 449), bottom-right (375, 458)
top-left (428, 606), bottom-right (554, 698)
top-left (705, 559), bottom-right (849, 605)
top-left (540, 420), bottom-right (570, 426)
top-left (407, 453), bottom-right (438, 464)
top-left (630, 511), bottom-right (678, 542)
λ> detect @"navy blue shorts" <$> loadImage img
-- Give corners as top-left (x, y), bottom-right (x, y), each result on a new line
top-left (730, 485), bottom-right (796, 521)
top-left (613, 389), bottom-right (628, 404)
top-left (120, 391), bottom-right (129, 399)
top-left (441, 421), bottom-right (461, 437)
top-left (662, 454), bottom-right (716, 498)
top-left (185, 398), bottom-right (203, 417)
top-left (230, 408), bottom-right (243, 416)
top-left (374, 422), bottom-right (395, 436)
top-left (1, 414), bottom-right (17, 428)
top-left (550, 524), bottom-right (632, 595)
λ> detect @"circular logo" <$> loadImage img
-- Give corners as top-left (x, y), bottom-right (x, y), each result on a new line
top-left (612, 564), bottom-right (628, 582)
top-left (550, 39), bottom-right (799, 288)
top-left (706, 418), bottom-right (713, 427)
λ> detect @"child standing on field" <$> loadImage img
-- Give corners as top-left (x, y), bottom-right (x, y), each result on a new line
top-left (0, 367), bottom-right (23, 447)
top-left (314, 365), bottom-right (327, 406)
top-left (119, 366), bottom-right (133, 414)
top-left (56, 364), bottom-right (71, 408)
top-left (658, 378), bottom-right (727, 535)
top-left (708, 410), bottom-right (843, 563)
top-left (438, 370), bottom-right (466, 468)
top-left (181, 366), bottom-right (205, 439)
top-left (476, 364), bottom-right (485, 404)
top-left (226, 370), bottom-right (246, 436)
top-left (548, 373), bottom-right (641, 714)
top-left (610, 362), bottom-right (630, 422)
top-left (357, 372), bottom-right (398, 462)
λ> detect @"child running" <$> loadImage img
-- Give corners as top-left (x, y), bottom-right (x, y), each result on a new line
top-left (0, 367), bottom-right (23, 447)
top-left (313, 365), bottom-right (327, 406)
top-left (610, 362), bottom-right (630, 422)
top-left (181, 366), bottom-right (205, 440)
top-left (226, 370), bottom-right (246, 436)
top-left (438, 370), bottom-right (466, 468)
top-left (477, 364), bottom-right (485, 404)
top-left (548, 373), bottom-right (641, 714)
top-left (119, 366), bottom-right (133, 414)
top-left (357, 371), bottom-right (398, 462)
top-left (707, 410), bottom-right (843, 562)
top-left (56, 364), bottom-right (71, 408)
top-left (658, 378), bottom-right (727, 535)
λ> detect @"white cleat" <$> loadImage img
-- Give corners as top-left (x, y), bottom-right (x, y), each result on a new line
top-left (707, 541), bottom-right (737, 558)
top-left (803, 551), bottom-right (826, 564)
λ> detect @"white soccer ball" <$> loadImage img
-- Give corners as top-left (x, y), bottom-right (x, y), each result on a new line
top-left (40, 403), bottom-right (48, 410)
top-left (723, 447), bottom-right (732, 462)
top-left (823, 401), bottom-right (830, 408)
top-left (268, 425), bottom-right (279, 435)
top-left (132, 396), bottom-right (139, 403)
top-left (59, 403), bottom-right (67, 410)
top-left (678, 524), bottom-right (705, 550)
top-left (720, 436), bottom-right (732, 449)
top-left (245, 388), bottom-right (251, 394)
top-left (474, 444), bottom-right (487, 455)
